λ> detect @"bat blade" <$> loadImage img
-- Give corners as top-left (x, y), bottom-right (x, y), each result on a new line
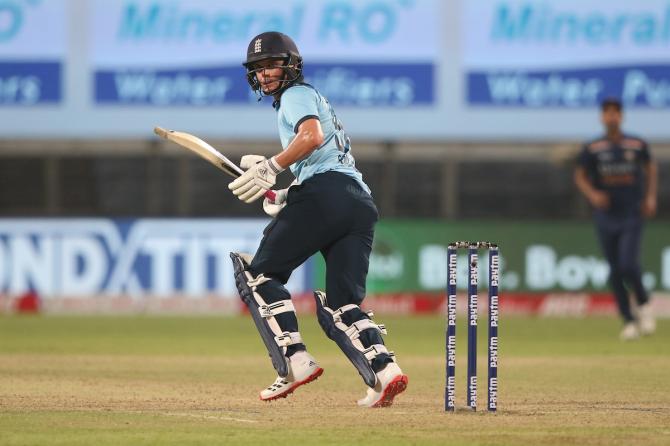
top-left (154, 126), bottom-right (276, 201)
top-left (154, 126), bottom-right (243, 178)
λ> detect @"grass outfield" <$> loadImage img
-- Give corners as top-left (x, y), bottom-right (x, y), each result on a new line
top-left (1, 315), bottom-right (669, 446)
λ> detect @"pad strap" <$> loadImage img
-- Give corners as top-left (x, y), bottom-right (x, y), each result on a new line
top-left (247, 273), bottom-right (271, 287)
top-left (314, 291), bottom-right (392, 387)
top-left (344, 319), bottom-right (387, 340)
top-left (231, 252), bottom-right (301, 378)
top-left (363, 344), bottom-right (395, 361)
top-left (332, 304), bottom-right (360, 321)
top-left (275, 331), bottom-right (303, 347)
top-left (259, 300), bottom-right (296, 318)
top-left (332, 304), bottom-right (375, 322)
top-left (331, 307), bottom-right (390, 359)
top-left (243, 275), bottom-right (290, 340)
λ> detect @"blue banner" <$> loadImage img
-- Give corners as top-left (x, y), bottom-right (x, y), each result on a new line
top-left (95, 63), bottom-right (434, 107)
top-left (0, 61), bottom-right (61, 105)
top-left (467, 65), bottom-right (670, 108)
top-left (306, 63), bottom-right (434, 106)
top-left (0, 219), bottom-right (312, 298)
top-left (95, 66), bottom-right (248, 105)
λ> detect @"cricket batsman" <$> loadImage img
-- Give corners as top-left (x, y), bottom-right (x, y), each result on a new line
top-left (574, 98), bottom-right (658, 341)
top-left (228, 31), bottom-right (408, 407)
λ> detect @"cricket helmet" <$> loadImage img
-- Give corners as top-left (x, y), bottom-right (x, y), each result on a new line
top-left (243, 31), bottom-right (304, 96)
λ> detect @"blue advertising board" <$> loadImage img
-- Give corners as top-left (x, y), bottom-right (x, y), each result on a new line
top-left (0, 0), bottom-right (65, 105)
top-left (91, 0), bottom-right (438, 107)
top-left (464, 0), bottom-right (670, 108)
top-left (0, 219), bottom-right (311, 299)
top-left (0, 0), bottom-right (668, 139)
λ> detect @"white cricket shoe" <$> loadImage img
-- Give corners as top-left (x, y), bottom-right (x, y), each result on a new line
top-left (619, 322), bottom-right (641, 341)
top-left (638, 302), bottom-right (656, 336)
top-left (259, 351), bottom-right (323, 401)
top-left (357, 363), bottom-right (408, 408)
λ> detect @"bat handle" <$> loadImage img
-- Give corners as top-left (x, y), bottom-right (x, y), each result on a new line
top-left (264, 190), bottom-right (277, 201)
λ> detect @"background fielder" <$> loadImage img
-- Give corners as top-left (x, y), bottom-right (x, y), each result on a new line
top-left (228, 31), bottom-right (408, 407)
top-left (574, 98), bottom-right (658, 341)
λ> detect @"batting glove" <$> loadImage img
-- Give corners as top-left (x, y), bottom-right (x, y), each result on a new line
top-left (240, 155), bottom-right (266, 169)
top-left (263, 187), bottom-right (288, 217)
top-left (229, 155), bottom-right (284, 203)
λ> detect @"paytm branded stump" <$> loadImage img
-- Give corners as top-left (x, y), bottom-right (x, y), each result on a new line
top-left (446, 241), bottom-right (499, 412)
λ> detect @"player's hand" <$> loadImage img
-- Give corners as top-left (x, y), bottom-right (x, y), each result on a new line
top-left (588, 190), bottom-right (610, 210)
top-left (240, 155), bottom-right (266, 169)
top-left (641, 196), bottom-right (657, 218)
top-left (263, 188), bottom-right (288, 217)
top-left (229, 155), bottom-right (284, 203)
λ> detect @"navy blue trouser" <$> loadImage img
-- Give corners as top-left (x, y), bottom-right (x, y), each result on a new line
top-left (594, 211), bottom-right (649, 322)
top-left (248, 172), bottom-right (390, 370)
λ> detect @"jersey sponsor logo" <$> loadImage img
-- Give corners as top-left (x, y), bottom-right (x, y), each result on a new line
top-left (598, 161), bottom-right (636, 176)
top-left (596, 152), bottom-right (613, 161)
top-left (624, 150), bottom-right (636, 162)
top-left (601, 174), bottom-right (635, 186)
top-left (621, 139), bottom-right (644, 150)
top-left (588, 140), bottom-right (610, 152)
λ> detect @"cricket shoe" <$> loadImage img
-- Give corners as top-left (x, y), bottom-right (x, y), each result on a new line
top-left (619, 322), bottom-right (641, 341)
top-left (357, 363), bottom-right (408, 408)
top-left (638, 302), bottom-right (656, 336)
top-left (259, 351), bottom-right (323, 401)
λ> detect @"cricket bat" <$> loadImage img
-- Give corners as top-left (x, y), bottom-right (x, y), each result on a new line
top-left (154, 127), bottom-right (276, 201)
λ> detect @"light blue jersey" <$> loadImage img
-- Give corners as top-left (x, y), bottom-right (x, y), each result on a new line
top-left (275, 84), bottom-right (370, 194)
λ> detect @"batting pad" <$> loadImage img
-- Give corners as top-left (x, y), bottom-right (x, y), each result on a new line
top-left (230, 252), bottom-right (302, 378)
top-left (314, 291), bottom-right (394, 388)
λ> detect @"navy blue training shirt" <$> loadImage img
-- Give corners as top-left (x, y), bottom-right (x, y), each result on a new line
top-left (578, 135), bottom-right (652, 216)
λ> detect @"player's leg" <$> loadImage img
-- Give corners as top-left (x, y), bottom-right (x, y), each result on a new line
top-left (619, 216), bottom-right (655, 335)
top-left (313, 194), bottom-right (407, 407)
top-left (230, 187), bottom-right (332, 400)
top-left (596, 220), bottom-right (634, 320)
top-left (618, 216), bottom-right (648, 304)
top-left (594, 216), bottom-right (638, 340)
top-left (231, 252), bottom-right (322, 401)
top-left (321, 234), bottom-right (395, 373)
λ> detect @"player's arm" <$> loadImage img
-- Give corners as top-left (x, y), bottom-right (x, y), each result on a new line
top-left (642, 161), bottom-right (658, 217)
top-left (574, 165), bottom-right (609, 210)
top-left (229, 119), bottom-right (324, 204)
top-left (274, 118), bottom-right (324, 168)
